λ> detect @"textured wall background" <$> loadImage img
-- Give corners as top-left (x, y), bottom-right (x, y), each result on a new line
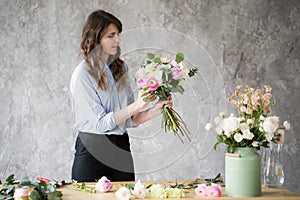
top-left (1, 0), bottom-right (299, 195)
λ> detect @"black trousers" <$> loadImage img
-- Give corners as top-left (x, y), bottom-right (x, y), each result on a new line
top-left (71, 132), bottom-right (135, 182)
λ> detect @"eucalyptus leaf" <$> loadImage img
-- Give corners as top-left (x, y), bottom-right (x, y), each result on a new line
top-left (153, 57), bottom-right (161, 63)
top-left (147, 53), bottom-right (155, 59)
top-left (175, 52), bottom-right (184, 63)
top-left (5, 175), bottom-right (14, 184)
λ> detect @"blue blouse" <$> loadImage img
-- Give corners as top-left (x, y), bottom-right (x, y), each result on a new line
top-left (70, 60), bottom-right (134, 135)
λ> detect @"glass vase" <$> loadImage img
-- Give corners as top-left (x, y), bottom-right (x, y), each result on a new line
top-left (263, 143), bottom-right (284, 187)
top-left (225, 147), bottom-right (261, 197)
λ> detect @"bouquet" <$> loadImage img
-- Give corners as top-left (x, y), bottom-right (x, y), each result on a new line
top-left (205, 85), bottom-right (291, 153)
top-left (135, 52), bottom-right (198, 142)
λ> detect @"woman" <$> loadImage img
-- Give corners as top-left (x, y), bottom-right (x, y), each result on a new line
top-left (70, 10), bottom-right (171, 182)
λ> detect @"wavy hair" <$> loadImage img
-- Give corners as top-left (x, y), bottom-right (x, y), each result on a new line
top-left (80, 10), bottom-right (125, 90)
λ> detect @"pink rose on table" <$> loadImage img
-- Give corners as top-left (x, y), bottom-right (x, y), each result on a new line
top-left (147, 77), bottom-right (159, 91)
top-left (195, 184), bottom-right (207, 197)
top-left (96, 176), bottom-right (113, 192)
top-left (206, 184), bottom-right (222, 197)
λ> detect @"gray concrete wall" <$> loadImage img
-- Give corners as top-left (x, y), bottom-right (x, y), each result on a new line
top-left (1, 0), bottom-right (299, 194)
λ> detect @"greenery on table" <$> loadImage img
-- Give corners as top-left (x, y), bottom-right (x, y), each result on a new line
top-left (168, 173), bottom-right (224, 189)
top-left (73, 181), bottom-right (97, 193)
top-left (0, 174), bottom-right (62, 200)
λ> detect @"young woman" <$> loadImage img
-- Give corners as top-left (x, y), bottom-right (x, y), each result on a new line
top-left (70, 10), bottom-right (171, 182)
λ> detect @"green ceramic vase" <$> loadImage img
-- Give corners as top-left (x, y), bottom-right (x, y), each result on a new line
top-left (225, 147), bottom-right (262, 197)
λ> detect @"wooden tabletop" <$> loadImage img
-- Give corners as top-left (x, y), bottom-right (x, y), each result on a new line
top-left (60, 181), bottom-right (300, 200)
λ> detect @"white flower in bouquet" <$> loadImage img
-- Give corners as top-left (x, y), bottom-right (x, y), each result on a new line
top-left (263, 116), bottom-right (279, 134)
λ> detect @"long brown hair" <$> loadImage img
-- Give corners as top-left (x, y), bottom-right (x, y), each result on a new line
top-left (80, 10), bottom-right (125, 90)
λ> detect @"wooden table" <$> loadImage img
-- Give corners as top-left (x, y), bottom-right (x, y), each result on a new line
top-left (60, 181), bottom-right (300, 200)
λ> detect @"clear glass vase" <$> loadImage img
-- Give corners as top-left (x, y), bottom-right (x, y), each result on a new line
top-left (263, 143), bottom-right (284, 187)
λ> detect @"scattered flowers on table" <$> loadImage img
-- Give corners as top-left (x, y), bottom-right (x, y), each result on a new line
top-left (136, 52), bottom-right (198, 142)
top-left (95, 176), bottom-right (113, 192)
top-left (115, 180), bottom-right (185, 199)
top-left (205, 85), bottom-right (291, 153)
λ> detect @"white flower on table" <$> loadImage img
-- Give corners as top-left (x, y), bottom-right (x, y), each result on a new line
top-left (132, 180), bottom-right (146, 199)
top-left (116, 186), bottom-right (131, 200)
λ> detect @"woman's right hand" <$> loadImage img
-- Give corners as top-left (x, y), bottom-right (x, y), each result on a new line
top-left (135, 89), bottom-right (156, 111)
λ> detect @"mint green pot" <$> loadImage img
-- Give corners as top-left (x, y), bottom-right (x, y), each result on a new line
top-left (225, 147), bottom-right (262, 197)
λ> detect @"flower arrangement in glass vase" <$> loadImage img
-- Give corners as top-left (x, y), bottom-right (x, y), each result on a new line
top-left (205, 85), bottom-right (291, 153)
top-left (135, 52), bottom-right (198, 142)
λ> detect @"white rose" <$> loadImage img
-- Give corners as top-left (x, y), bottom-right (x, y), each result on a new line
top-left (132, 180), bottom-right (146, 199)
top-left (240, 123), bottom-right (249, 131)
top-left (116, 187), bottom-right (131, 200)
top-left (234, 133), bottom-right (243, 142)
top-left (215, 125), bottom-right (223, 135)
top-left (205, 123), bottom-right (213, 131)
top-left (242, 129), bottom-right (254, 140)
top-left (252, 141), bottom-right (259, 147)
top-left (214, 116), bottom-right (222, 125)
top-left (263, 116), bottom-right (279, 134)
top-left (223, 116), bottom-right (240, 133)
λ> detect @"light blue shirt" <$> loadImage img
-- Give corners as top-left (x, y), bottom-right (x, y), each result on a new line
top-left (70, 60), bottom-right (134, 135)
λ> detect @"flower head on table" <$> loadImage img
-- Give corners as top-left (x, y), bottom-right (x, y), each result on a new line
top-left (136, 52), bottom-right (198, 142)
top-left (205, 85), bottom-right (291, 153)
top-left (95, 176), bottom-right (113, 192)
